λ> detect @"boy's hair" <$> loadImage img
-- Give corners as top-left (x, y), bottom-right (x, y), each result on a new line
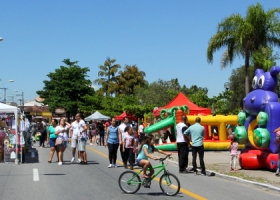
top-left (139, 135), bottom-right (155, 153)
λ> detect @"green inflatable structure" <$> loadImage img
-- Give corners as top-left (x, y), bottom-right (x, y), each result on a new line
top-left (144, 105), bottom-right (189, 151)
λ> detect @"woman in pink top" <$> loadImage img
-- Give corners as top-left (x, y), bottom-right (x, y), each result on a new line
top-left (227, 136), bottom-right (239, 171)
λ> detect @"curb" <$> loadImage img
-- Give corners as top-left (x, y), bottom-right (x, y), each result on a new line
top-left (166, 158), bottom-right (280, 193)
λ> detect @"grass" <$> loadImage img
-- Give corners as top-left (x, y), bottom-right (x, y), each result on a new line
top-left (208, 164), bottom-right (273, 184)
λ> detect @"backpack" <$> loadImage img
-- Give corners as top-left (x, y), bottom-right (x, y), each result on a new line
top-left (276, 131), bottom-right (280, 143)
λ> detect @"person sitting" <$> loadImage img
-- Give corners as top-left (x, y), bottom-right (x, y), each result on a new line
top-left (163, 130), bottom-right (176, 143)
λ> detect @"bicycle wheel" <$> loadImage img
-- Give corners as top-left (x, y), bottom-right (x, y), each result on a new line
top-left (118, 171), bottom-right (141, 194)
top-left (159, 173), bottom-right (180, 196)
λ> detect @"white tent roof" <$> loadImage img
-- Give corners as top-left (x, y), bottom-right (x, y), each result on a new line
top-left (85, 111), bottom-right (110, 121)
top-left (0, 102), bottom-right (18, 113)
top-left (0, 103), bottom-right (19, 131)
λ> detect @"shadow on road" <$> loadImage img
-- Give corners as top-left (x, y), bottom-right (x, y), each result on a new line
top-left (136, 192), bottom-right (184, 197)
top-left (61, 161), bottom-right (100, 165)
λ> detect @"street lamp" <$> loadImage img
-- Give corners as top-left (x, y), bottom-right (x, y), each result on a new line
top-left (0, 80), bottom-right (14, 103)
top-left (0, 37), bottom-right (3, 41)
top-left (0, 79), bottom-right (14, 86)
top-left (224, 82), bottom-right (230, 114)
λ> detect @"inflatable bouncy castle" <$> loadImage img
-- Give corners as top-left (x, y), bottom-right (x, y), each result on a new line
top-left (144, 106), bottom-right (244, 151)
top-left (236, 66), bottom-right (280, 170)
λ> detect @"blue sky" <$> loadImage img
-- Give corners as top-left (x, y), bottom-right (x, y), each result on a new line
top-left (0, 0), bottom-right (279, 104)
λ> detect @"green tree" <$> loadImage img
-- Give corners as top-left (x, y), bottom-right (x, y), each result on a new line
top-left (229, 66), bottom-right (255, 109)
top-left (252, 47), bottom-right (279, 71)
top-left (210, 90), bottom-right (239, 115)
top-left (37, 59), bottom-right (94, 119)
top-left (188, 90), bottom-right (210, 108)
top-left (135, 79), bottom-right (181, 107)
top-left (94, 57), bottom-right (121, 96)
top-left (207, 3), bottom-right (280, 95)
top-left (117, 65), bottom-right (146, 95)
top-left (181, 85), bottom-right (208, 96)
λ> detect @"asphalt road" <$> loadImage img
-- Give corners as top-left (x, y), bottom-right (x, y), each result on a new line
top-left (0, 144), bottom-right (280, 200)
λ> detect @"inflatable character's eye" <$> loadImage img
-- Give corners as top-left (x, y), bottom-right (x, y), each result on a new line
top-left (252, 76), bottom-right (258, 89)
top-left (258, 75), bottom-right (265, 88)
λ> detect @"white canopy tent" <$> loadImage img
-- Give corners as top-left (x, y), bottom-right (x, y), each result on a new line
top-left (85, 111), bottom-right (110, 121)
top-left (0, 103), bottom-right (19, 130)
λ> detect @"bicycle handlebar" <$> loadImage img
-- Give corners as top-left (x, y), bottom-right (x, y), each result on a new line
top-left (158, 155), bottom-right (171, 162)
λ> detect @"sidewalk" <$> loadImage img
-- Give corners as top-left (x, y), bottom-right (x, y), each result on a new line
top-left (154, 150), bottom-right (280, 189)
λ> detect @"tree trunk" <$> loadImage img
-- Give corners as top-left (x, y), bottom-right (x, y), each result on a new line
top-left (245, 54), bottom-right (250, 95)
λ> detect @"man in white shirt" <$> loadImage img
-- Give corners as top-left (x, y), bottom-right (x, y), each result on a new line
top-left (118, 117), bottom-right (132, 164)
top-left (69, 113), bottom-right (88, 164)
top-left (176, 116), bottom-right (190, 173)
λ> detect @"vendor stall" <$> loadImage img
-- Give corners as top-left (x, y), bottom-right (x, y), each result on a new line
top-left (0, 103), bottom-right (21, 164)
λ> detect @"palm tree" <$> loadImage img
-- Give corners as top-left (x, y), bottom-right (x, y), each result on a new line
top-left (251, 47), bottom-right (279, 71)
top-left (117, 65), bottom-right (146, 95)
top-left (207, 3), bottom-right (280, 95)
top-left (94, 57), bottom-right (121, 96)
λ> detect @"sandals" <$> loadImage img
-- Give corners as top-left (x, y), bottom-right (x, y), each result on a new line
top-left (48, 160), bottom-right (51, 163)
top-left (142, 175), bottom-right (149, 179)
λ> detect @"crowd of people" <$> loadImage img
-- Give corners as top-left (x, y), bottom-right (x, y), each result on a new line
top-left (14, 113), bottom-right (280, 177)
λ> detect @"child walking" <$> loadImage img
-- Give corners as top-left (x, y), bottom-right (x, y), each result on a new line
top-left (228, 136), bottom-right (239, 171)
top-left (136, 135), bottom-right (171, 178)
top-left (123, 126), bottom-right (136, 170)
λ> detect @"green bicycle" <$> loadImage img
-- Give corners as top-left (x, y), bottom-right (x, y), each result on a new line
top-left (118, 155), bottom-right (181, 196)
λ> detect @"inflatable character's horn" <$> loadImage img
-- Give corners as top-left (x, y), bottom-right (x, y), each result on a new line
top-left (270, 66), bottom-right (280, 76)
top-left (168, 106), bottom-right (180, 116)
top-left (180, 105), bottom-right (190, 115)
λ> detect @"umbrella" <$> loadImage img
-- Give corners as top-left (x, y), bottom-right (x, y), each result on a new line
top-left (85, 111), bottom-right (110, 121)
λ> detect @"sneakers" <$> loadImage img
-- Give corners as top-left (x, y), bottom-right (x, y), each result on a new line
top-left (77, 159), bottom-right (81, 163)
top-left (108, 164), bottom-right (113, 168)
top-left (58, 162), bottom-right (62, 166)
top-left (71, 157), bottom-right (75, 163)
top-left (276, 169), bottom-right (279, 176)
top-left (114, 164), bottom-right (118, 168)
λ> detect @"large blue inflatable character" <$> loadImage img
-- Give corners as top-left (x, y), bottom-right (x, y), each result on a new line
top-left (235, 66), bottom-right (280, 170)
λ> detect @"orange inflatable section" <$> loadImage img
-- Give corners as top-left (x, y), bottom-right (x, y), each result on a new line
top-left (239, 150), bottom-right (278, 170)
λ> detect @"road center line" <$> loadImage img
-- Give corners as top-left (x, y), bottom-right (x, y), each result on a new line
top-left (33, 168), bottom-right (39, 181)
top-left (86, 146), bottom-right (207, 200)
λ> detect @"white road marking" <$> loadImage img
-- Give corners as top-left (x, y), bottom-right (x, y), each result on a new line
top-left (33, 168), bottom-right (39, 181)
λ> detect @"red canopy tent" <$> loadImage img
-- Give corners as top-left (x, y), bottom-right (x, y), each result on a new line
top-left (115, 112), bottom-right (138, 121)
top-left (153, 92), bottom-right (211, 116)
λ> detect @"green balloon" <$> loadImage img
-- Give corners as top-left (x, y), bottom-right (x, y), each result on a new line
top-left (257, 112), bottom-right (268, 126)
top-left (253, 128), bottom-right (270, 148)
top-left (235, 126), bottom-right (247, 144)
top-left (237, 112), bottom-right (246, 125)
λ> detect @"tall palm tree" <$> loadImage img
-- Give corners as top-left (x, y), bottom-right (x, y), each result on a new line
top-left (94, 57), bottom-right (121, 96)
top-left (117, 65), bottom-right (146, 95)
top-left (207, 3), bottom-right (280, 95)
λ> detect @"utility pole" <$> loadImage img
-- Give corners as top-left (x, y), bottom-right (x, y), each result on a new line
top-left (16, 92), bottom-right (24, 113)
top-left (0, 87), bottom-right (8, 103)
